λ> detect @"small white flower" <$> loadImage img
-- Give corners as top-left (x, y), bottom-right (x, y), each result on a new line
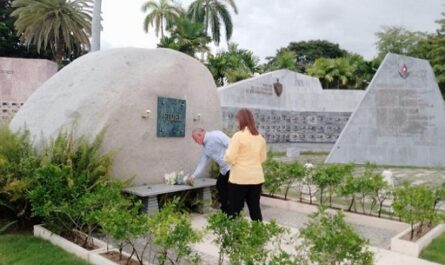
top-left (304, 163), bottom-right (314, 169)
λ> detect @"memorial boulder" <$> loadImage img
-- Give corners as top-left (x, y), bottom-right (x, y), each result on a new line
top-left (10, 48), bottom-right (222, 185)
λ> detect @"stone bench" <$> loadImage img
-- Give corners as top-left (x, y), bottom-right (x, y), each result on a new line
top-left (123, 178), bottom-right (216, 215)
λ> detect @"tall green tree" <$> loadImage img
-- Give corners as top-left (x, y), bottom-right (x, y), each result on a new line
top-left (157, 15), bottom-right (210, 57)
top-left (375, 26), bottom-right (429, 62)
top-left (287, 40), bottom-right (348, 70)
top-left (307, 57), bottom-right (353, 89)
top-left (0, 0), bottom-right (51, 58)
top-left (307, 55), bottom-right (375, 89)
top-left (263, 49), bottom-right (297, 72)
top-left (207, 43), bottom-right (259, 86)
top-left (141, 0), bottom-right (182, 38)
top-left (430, 12), bottom-right (445, 96)
top-left (187, 0), bottom-right (238, 45)
top-left (11, 0), bottom-right (93, 65)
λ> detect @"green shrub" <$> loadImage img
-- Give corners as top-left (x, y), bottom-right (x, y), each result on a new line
top-left (264, 152), bottom-right (305, 199)
top-left (338, 174), bottom-right (360, 212)
top-left (207, 212), bottom-right (287, 265)
top-left (393, 183), bottom-right (437, 240)
top-left (27, 130), bottom-right (115, 242)
top-left (312, 164), bottom-right (352, 206)
top-left (0, 125), bottom-right (39, 232)
top-left (100, 199), bottom-right (150, 265)
top-left (264, 158), bottom-right (287, 196)
top-left (299, 207), bottom-right (373, 265)
top-left (149, 199), bottom-right (202, 265)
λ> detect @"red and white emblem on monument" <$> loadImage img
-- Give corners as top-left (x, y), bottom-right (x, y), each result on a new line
top-left (273, 78), bottom-right (283, 96)
top-left (399, 64), bottom-right (409, 79)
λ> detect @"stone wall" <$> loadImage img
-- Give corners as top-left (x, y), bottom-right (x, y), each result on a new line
top-left (218, 70), bottom-right (365, 143)
top-left (326, 53), bottom-right (445, 167)
top-left (0, 57), bottom-right (57, 121)
top-left (222, 107), bottom-right (351, 143)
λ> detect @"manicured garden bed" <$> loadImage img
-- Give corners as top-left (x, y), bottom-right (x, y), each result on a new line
top-left (0, 234), bottom-right (90, 265)
top-left (420, 232), bottom-right (445, 264)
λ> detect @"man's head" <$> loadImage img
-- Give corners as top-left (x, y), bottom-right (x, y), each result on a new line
top-left (192, 128), bottom-right (206, 145)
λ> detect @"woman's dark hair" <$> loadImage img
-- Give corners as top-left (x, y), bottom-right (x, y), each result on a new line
top-left (236, 108), bottom-right (259, 135)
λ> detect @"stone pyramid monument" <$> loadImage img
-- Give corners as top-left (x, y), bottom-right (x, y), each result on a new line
top-left (326, 53), bottom-right (445, 167)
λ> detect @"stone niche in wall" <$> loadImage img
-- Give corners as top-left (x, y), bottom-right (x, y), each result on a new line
top-left (222, 107), bottom-right (351, 144)
top-left (217, 69), bottom-right (365, 144)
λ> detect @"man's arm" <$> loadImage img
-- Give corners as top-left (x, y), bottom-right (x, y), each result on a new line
top-left (191, 152), bottom-right (210, 178)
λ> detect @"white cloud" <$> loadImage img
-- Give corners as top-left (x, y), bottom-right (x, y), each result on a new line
top-left (99, 0), bottom-right (445, 61)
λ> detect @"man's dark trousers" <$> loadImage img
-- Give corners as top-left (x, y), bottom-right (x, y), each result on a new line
top-left (216, 171), bottom-right (230, 214)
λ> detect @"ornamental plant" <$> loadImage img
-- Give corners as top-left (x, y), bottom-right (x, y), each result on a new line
top-left (27, 130), bottom-right (114, 243)
top-left (207, 212), bottom-right (287, 265)
top-left (356, 163), bottom-right (378, 214)
top-left (283, 162), bottom-right (305, 200)
top-left (338, 174), bottom-right (360, 212)
top-left (148, 199), bottom-right (202, 265)
top-left (368, 172), bottom-right (391, 217)
top-left (0, 125), bottom-right (39, 232)
top-left (263, 152), bottom-right (286, 196)
top-left (393, 183), bottom-right (437, 240)
top-left (100, 200), bottom-right (150, 265)
top-left (299, 207), bottom-right (373, 265)
top-left (312, 164), bottom-right (351, 206)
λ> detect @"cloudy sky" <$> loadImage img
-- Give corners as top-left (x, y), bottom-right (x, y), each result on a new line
top-left (101, 0), bottom-right (445, 61)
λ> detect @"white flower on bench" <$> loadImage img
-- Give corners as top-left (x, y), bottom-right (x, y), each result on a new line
top-left (164, 171), bottom-right (194, 186)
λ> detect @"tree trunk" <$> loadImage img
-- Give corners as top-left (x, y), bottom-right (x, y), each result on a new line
top-left (91, 0), bottom-right (102, 52)
top-left (308, 185), bottom-right (313, 204)
top-left (161, 18), bottom-right (164, 38)
top-left (329, 188), bottom-right (333, 207)
top-left (378, 200), bottom-right (384, 218)
top-left (347, 196), bottom-right (355, 211)
top-left (54, 36), bottom-right (65, 66)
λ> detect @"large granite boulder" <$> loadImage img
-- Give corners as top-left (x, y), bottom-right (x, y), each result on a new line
top-left (10, 48), bottom-right (222, 185)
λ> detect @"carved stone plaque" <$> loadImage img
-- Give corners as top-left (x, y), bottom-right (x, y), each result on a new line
top-left (157, 97), bottom-right (186, 137)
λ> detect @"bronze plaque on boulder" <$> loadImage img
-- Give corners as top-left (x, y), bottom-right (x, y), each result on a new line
top-left (157, 97), bottom-right (186, 137)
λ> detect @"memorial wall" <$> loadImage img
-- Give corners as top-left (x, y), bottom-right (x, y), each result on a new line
top-left (0, 57), bottom-right (57, 121)
top-left (218, 70), bottom-right (365, 143)
top-left (326, 53), bottom-right (445, 167)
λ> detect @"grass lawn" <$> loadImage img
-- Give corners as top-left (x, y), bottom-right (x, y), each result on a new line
top-left (0, 234), bottom-right (90, 265)
top-left (420, 232), bottom-right (445, 264)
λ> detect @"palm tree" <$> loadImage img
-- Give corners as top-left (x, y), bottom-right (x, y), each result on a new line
top-left (142, 0), bottom-right (182, 38)
top-left (307, 57), bottom-right (355, 89)
top-left (12, 0), bottom-right (92, 65)
top-left (265, 49), bottom-right (297, 72)
top-left (188, 0), bottom-right (238, 45)
top-left (207, 43), bottom-right (259, 86)
top-left (158, 15), bottom-right (210, 57)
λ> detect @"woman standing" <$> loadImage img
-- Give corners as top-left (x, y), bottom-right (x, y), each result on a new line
top-left (224, 108), bottom-right (267, 221)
